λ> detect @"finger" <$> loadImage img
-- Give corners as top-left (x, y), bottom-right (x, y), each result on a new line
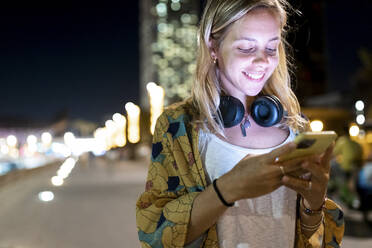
top-left (276, 154), bottom-right (316, 173)
top-left (272, 165), bottom-right (307, 178)
top-left (301, 160), bottom-right (327, 182)
top-left (281, 175), bottom-right (310, 195)
top-left (321, 142), bottom-right (335, 171)
top-left (286, 168), bottom-right (309, 178)
top-left (264, 142), bottom-right (297, 163)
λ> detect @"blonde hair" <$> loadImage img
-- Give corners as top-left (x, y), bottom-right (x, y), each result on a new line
top-left (191, 0), bottom-right (309, 137)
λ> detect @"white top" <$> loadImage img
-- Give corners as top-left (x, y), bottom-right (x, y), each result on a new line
top-left (195, 127), bottom-right (298, 248)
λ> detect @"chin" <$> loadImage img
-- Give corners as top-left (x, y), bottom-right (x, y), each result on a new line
top-left (244, 87), bottom-right (265, 97)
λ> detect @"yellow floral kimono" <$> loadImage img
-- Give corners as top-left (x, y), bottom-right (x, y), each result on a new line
top-left (136, 99), bottom-right (345, 248)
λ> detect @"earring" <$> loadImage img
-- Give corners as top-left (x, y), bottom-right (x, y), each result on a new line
top-left (212, 57), bottom-right (217, 64)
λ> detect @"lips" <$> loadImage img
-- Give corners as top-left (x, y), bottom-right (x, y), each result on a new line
top-left (242, 70), bottom-right (265, 81)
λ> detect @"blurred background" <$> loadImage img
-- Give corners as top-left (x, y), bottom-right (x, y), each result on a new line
top-left (0, 0), bottom-right (371, 247)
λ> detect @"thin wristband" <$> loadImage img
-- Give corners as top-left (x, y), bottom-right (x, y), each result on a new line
top-left (301, 197), bottom-right (325, 216)
top-left (212, 179), bottom-right (234, 207)
top-left (300, 213), bottom-right (324, 231)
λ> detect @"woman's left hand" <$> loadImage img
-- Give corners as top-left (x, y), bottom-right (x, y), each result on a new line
top-left (281, 143), bottom-right (335, 210)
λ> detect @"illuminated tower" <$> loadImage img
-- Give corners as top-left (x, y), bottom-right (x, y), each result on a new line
top-left (139, 0), bottom-right (201, 108)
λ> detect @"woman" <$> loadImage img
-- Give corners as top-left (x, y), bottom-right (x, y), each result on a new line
top-left (136, 0), bottom-right (344, 247)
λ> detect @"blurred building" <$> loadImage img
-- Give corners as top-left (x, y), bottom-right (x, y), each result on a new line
top-left (0, 114), bottom-right (67, 145)
top-left (139, 1), bottom-right (334, 105)
top-left (139, 0), bottom-right (202, 108)
top-left (138, 1), bottom-right (368, 128)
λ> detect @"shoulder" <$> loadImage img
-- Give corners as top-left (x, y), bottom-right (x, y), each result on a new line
top-left (153, 98), bottom-right (198, 139)
top-left (160, 98), bottom-right (197, 125)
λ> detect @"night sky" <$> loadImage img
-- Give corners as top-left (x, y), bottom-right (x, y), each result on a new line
top-left (1, 1), bottom-right (371, 124)
top-left (1, 1), bottom-right (139, 124)
top-left (324, 0), bottom-right (372, 92)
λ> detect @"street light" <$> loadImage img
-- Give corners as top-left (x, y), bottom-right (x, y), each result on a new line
top-left (310, 120), bottom-right (324, 132)
top-left (356, 114), bottom-right (365, 125)
top-left (125, 102), bottom-right (141, 143)
top-left (42, 132), bottom-right (53, 146)
top-left (51, 176), bottom-right (64, 186)
top-left (112, 113), bottom-right (127, 148)
top-left (349, 124), bottom-right (360, 137)
top-left (64, 132), bottom-right (76, 147)
top-left (94, 127), bottom-right (110, 151)
top-left (6, 135), bottom-right (17, 147)
top-left (113, 113), bottom-right (126, 126)
top-left (147, 82), bottom-right (165, 135)
top-left (355, 100), bottom-right (364, 111)
top-left (26, 134), bottom-right (38, 156)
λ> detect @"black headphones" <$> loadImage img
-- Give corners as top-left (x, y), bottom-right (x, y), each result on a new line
top-left (218, 95), bottom-right (284, 130)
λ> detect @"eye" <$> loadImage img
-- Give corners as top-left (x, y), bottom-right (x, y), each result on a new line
top-left (238, 47), bottom-right (255, 53)
top-left (266, 48), bottom-right (277, 55)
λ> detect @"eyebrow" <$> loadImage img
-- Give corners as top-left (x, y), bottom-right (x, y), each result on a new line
top-left (236, 37), bottom-right (280, 42)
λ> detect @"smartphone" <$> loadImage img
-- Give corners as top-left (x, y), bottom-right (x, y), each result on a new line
top-left (278, 131), bottom-right (338, 162)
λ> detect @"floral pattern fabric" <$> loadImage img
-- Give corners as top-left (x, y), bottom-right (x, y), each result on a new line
top-left (136, 99), bottom-right (345, 248)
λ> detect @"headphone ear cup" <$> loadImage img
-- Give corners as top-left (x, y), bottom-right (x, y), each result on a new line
top-left (251, 95), bottom-right (283, 127)
top-left (269, 95), bottom-right (284, 118)
top-left (218, 96), bottom-right (245, 128)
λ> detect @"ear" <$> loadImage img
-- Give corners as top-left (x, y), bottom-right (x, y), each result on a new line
top-left (207, 38), bottom-right (218, 59)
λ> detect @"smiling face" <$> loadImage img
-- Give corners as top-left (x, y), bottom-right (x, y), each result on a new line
top-left (213, 8), bottom-right (281, 104)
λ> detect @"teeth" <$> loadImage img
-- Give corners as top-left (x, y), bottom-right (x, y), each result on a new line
top-left (243, 71), bottom-right (264, 80)
top-left (248, 73), bottom-right (264, 79)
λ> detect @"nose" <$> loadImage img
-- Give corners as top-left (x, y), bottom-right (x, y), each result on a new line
top-left (252, 51), bottom-right (269, 66)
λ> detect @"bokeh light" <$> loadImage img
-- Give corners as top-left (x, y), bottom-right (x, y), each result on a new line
top-left (41, 132), bottom-right (53, 145)
top-left (310, 120), bottom-right (324, 132)
top-left (356, 114), bottom-right (365, 125)
top-left (349, 124), bottom-right (360, 137)
top-left (355, 100), bottom-right (364, 111)
top-left (38, 191), bottom-right (54, 202)
top-left (6, 135), bottom-right (17, 147)
top-left (125, 102), bottom-right (141, 144)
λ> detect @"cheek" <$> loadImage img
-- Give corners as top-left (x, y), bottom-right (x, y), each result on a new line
top-left (222, 56), bottom-right (243, 74)
top-left (269, 57), bottom-right (279, 70)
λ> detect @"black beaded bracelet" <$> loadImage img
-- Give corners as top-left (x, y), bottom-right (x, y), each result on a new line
top-left (212, 179), bottom-right (234, 207)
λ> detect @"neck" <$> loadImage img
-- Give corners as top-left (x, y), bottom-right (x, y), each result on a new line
top-left (244, 97), bottom-right (255, 114)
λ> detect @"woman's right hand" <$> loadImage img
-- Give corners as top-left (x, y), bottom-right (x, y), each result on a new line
top-left (217, 142), bottom-right (307, 202)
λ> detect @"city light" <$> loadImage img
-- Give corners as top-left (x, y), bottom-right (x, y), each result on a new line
top-left (125, 102), bottom-right (141, 143)
top-left (147, 82), bottom-right (165, 134)
top-left (149, 0), bottom-right (198, 104)
top-left (51, 176), bottom-right (64, 186)
top-left (113, 113), bottom-right (126, 127)
top-left (94, 127), bottom-right (110, 151)
top-left (56, 157), bottom-right (77, 180)
top-left (356, 114), bottom-right (365, 125)
top-left (0, 144), bottom-right (9, 155)
top-left (38, 191), bottom-right (54, 202)
top-left (41, 132), bottom-right (53, 146)
top-left (112, 113), bottom-right (127, 147)
top-left (355, 100), bottom-right (365, 111)
top-left (6, 135), bottom-right (17, 147)
top-left (156, 3), bottom-right (167, 17)
top-left (114, 135), bottom-right (126, 147)
top-left (27, 135), bottom-right (37, 144)
top-left (310, 120), bottom-right (324, 132)
top-left (105, 120), bottom-right (116, 131)
top-left (171, 1), bottom-right (181, 11)
top-left (64, 132), bottom-right (76, 147)
top-left (349, 124), bottom-right (360, 137)
top-left (51, 142), bottom-right (71, 157)
top-left (26, 134), bottom-right (38, 156)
